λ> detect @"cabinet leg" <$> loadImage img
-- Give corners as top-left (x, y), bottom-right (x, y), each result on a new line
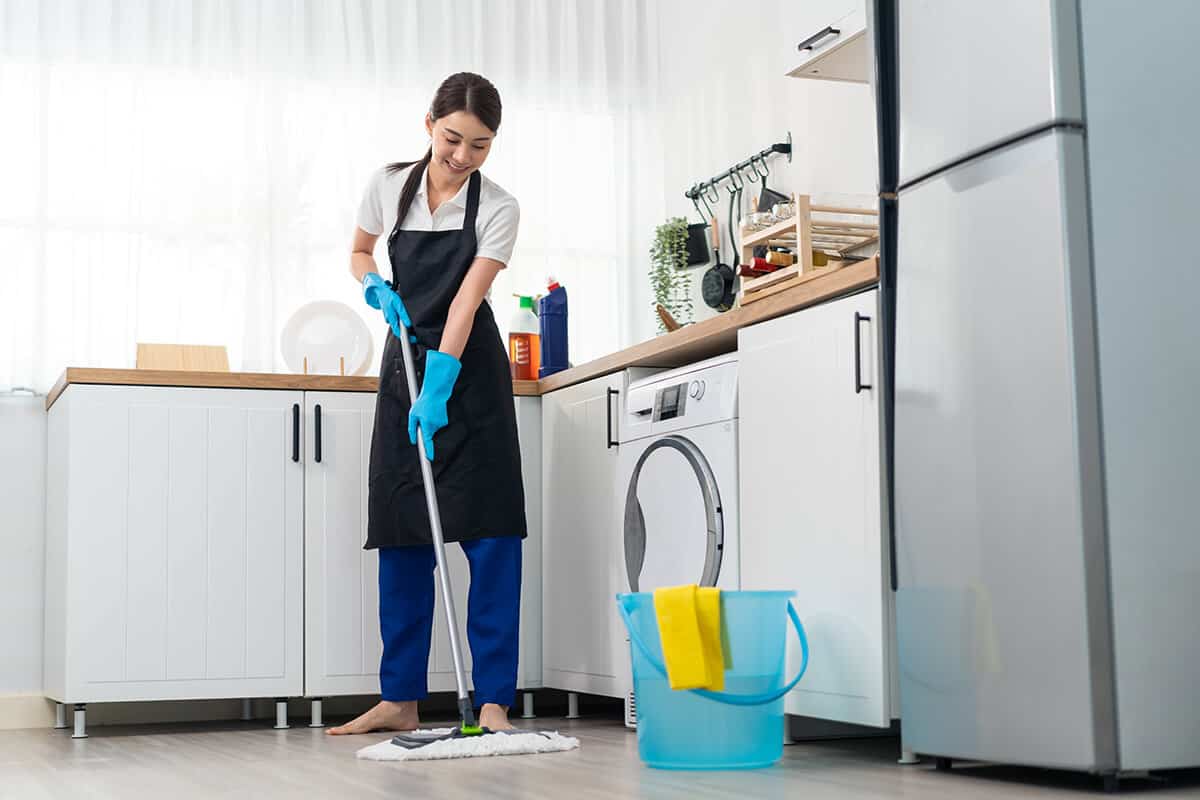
top-left (54, 702), bottom-right (68, 730)
top-left (898, 743), bottom-right (920, 765)
top-left (309, 698), bottom-right (324, 728)
top-left (71, 704), bottom-right (88, 739)
top-left (566, 692), bottom-right (580, 719)
top-left (273, 698), bottom-right (290, 730)
top-left (521, 692), bottom-right (536, 720)
top-left (1102, 775), bottom-right (1120, 794)
top-left (934, 757), bottom-right (952, 771)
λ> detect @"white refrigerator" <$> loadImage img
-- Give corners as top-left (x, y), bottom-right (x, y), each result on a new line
top-left (875, 0), bottom-right (1200, 780)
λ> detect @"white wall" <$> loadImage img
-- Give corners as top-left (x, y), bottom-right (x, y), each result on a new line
top-left (0, 395), bottom-right (46, 698)
top-left (647, 0), bottom-right (878, 333)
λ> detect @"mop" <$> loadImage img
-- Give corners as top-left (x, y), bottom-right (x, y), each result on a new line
top-left (356, 318), bottom-right (579, 763)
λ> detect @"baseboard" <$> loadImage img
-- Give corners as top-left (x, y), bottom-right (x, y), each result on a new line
top-left (0, 694), bottom-right (56, 730)
top-left (1, 690), bottom-right (565, 731)
top-left (0, 694), bottom-right (385, 730)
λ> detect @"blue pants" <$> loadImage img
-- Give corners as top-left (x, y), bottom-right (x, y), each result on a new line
top-left (378, 536), bottom-right (521, 708)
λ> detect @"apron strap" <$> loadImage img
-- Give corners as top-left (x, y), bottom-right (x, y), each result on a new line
top-left (461, 170), bottom-right (482, 252)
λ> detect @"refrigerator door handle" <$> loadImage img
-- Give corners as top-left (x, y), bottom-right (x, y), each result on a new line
top-left (855, 312), bottom-right (873, 394)
top-left (798, 26), bottom-right (841, 53)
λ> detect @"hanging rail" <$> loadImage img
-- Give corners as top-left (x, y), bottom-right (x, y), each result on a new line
top-left (684, 132), bottom-right (792, 202)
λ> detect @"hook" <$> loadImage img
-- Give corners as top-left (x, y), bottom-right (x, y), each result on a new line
top-left (692, 190), bottom-right (715, 224)
top-left (741, 160), bottom-right (760, 184)
top-left (705, 180), bottom-right (720, 204)
top-left (751, 153), bottom-right (769, 179)
top-left (725, 168), bottom-right (744, 195)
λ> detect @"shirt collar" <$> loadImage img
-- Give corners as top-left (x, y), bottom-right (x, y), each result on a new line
top-left (413, 164), bottom-right (472, 209)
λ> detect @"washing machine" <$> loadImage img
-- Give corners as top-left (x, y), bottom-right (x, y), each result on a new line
top-left (617, 353), bottom-right (740, 726)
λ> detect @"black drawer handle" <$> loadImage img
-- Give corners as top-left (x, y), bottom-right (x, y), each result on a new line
top-left (606, 388), bottom-right (619, 449)
top-left (855, 312), bottom-right (872, 394)
top-left (291, 404), bottom-right (300, 462)
top-left (314, 404), bottom-right (322, 463)
top-left (798, 26), bottom-right (840, 52)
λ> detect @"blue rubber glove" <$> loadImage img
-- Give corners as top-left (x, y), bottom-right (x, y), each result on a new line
top-left (408, 350), bottom-right (462, 461)
top-left (362, 272), bottom-right (412, 339)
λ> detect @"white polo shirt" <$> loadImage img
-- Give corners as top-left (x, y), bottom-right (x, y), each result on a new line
top-left (356, 163), bottom-right (520, 267)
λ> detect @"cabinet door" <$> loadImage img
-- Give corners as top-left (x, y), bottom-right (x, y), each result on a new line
top-left (787, 0), bottom-right (868, 82)
top-left (541, 373), bottom-right (625, 698)
top-left (305, 392), bottom-right (539, 697)
top-left (738, 290), bottom-right (891, 727)
top-left (514, 396), bottom-right (543, 690)
top-left (61, 385), bottom-right (304, 702)
top-left (303, 391), bottom-right (381, 697)
top-left (302, 389), bottom-right (473, 696)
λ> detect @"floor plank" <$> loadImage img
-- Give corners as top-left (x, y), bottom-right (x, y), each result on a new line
top-left (2, 715), bottom-right (1198, 799)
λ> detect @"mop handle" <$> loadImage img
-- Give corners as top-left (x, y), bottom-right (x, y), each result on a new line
top-left (394, 324), bottom-right (476, 729)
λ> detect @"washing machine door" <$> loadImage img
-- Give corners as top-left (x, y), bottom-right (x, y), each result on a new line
top-left (623, 434), bottom-right (723, 592)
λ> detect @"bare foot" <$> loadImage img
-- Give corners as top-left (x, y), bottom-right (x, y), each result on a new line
top-left (479, 703), bottom-right (514, 731)
top-left (326, 700), bottom-right (418, 735)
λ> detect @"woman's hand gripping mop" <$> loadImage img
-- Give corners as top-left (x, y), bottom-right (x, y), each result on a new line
top-left (356, 318), bottom-right (579, 762)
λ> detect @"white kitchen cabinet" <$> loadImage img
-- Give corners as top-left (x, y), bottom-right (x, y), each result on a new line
top-left (540, 372), bottom-right (628, 698)
top-left (302, 391), bottom-right (381, 697)
top-left (44, 385), bottom-right (304, 705)
top-left (303, 392), bottom-right (542, 698)
top-left (514, 396), bottom-right (543, 691)
top-left (737, 288), bottom-right (896, 728)
top-left (787, 0), bottom-right (870, 83)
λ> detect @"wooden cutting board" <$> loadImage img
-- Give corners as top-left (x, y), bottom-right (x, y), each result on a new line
top-left (135, 343), bottom-right (230, 372)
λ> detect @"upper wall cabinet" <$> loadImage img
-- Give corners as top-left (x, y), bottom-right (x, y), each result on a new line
top-left (788, 0), bottom-right (871, 83)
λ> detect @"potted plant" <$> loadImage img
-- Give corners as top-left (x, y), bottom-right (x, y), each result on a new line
top-left (649, 217), bottom-right (694, 333)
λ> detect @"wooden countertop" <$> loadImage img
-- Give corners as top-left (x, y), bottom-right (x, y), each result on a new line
top-left (46, 256), bottom-right (877, 410)
top-left (45, 368), bottom-right (539, 410)
top-left (538, 255), bottom-right (878, 393)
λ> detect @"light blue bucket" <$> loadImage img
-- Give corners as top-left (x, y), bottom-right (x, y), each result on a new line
top-left (617, 591), bottom-right (809, 770)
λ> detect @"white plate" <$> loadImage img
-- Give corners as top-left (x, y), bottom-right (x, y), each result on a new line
top-left (280, 300), bottom-right (374, 376)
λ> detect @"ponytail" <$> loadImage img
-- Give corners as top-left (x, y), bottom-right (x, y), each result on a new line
top-left (385, 146), bottom-right (434, 242)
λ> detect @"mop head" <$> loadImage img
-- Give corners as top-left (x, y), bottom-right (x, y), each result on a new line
top-left (355, 727), bottom-right (580, 762)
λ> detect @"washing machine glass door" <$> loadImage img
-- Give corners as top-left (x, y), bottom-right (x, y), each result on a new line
top-left (624, 434), bottom-right (724, 592)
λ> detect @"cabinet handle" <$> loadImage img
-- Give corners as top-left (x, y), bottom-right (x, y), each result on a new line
top-left (798, 25), bottom-right (840, 52)
top-left (606, 388), bottom-right (619, 449)
top-left (855, 312), bottom-right (872, 394)
top-left (292, 403), bottom-right (300, 462)
top-left (314, 404), bottom-right (322, 463)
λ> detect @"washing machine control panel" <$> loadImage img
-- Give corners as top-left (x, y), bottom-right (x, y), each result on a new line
top-left (621, 355), bottom-right (738, 441)
top-left (653, 382), bottom-right (688, 422)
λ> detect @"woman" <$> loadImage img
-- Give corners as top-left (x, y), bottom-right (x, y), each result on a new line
top-left (329, 72), bottom-right (525, 736)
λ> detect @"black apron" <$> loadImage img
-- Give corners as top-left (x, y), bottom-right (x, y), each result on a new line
top-left (365, 168), bottom-right (527, 549)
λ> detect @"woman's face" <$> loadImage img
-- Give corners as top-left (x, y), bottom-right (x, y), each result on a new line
top-left (426, 110), bottom-right (495, 178)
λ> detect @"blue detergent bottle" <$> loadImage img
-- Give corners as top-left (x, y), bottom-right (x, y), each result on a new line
top-left (538, 277), bottom-right (568, 379)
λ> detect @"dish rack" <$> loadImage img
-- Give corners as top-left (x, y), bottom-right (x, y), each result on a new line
top-left (738, 194), bottom-right (878, 305)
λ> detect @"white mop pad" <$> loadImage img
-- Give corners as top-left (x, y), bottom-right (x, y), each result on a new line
top-left (356, 728), bottom-right (580, 762)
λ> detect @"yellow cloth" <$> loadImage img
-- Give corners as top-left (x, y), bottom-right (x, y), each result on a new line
top-left (653, 585), bottom-right (725, 691)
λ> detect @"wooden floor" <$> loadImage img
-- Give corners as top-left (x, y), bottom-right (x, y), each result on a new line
top-left (4, 713), bottom-right (1200, 799)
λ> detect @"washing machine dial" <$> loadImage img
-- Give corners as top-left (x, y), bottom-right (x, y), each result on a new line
top-left (688, 380), bottom-right (705, 400)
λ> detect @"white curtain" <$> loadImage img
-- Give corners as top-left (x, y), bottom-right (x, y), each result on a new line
top-left (0, 0), bottom-right (665, 391)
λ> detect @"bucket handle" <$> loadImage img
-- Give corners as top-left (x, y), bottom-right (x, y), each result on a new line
top-left (618, 595), bottom-right (810, 707)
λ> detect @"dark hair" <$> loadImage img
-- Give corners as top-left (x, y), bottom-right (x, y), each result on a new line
top-left (385, 72), bottom-right (503, 238)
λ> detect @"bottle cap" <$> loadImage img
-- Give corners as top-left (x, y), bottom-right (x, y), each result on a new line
top-left (518, 295), bottom-right (534, 309)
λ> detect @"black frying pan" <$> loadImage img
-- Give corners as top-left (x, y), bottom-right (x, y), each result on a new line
top-left (702, 204), bottom-right (735, 312)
